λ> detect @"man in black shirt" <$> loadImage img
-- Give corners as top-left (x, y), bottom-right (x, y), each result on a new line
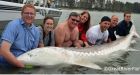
top-left (116, 12), bottom-right (132, 36)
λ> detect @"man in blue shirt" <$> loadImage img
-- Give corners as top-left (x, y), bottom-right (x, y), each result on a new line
top-left (0, 4), bottom-right (42, 68)
top-left (116, 12), bottom-right (132, 36)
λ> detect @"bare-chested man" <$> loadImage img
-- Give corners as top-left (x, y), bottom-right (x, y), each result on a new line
top-left (54, 12), bottom-right (81, 48)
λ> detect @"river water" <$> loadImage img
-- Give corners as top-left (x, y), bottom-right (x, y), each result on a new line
top-left (0, 10), bottom-right (140, 74)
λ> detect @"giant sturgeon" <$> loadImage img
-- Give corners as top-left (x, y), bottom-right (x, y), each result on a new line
top-left (17, 25), bottom-right (139, 69)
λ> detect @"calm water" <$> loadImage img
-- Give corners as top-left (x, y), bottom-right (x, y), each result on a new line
top-left (0, 10), bottom-right (140, 74)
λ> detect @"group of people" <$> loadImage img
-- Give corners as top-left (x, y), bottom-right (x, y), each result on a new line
top-left (0, 4), bottom-right (133, 68)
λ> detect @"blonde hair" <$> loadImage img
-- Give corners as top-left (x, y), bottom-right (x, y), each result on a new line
top-left (21, 4), bottom-right (36, 14)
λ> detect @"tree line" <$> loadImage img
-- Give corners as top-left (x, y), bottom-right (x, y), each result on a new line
top-left (54, 0), bottom-right (140, 13)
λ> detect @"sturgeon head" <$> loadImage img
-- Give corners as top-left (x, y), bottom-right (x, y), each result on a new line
top-left (17, 25), bottom-right (139, 70)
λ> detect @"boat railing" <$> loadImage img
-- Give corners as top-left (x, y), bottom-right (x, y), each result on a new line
top-left (0, 1), bottom-right (62, 18)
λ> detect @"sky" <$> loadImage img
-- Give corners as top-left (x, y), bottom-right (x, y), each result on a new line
top-left (116, 0), bottom-right (140, 3)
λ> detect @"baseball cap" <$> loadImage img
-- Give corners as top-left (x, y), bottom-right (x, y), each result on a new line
top-left (101, 16), bottom-right (111, 22)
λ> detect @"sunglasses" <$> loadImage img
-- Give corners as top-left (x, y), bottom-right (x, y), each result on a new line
top-left (71, 18), bottom-right (80, 23)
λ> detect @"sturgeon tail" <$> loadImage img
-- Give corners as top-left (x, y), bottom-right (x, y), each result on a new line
top-left (131, 25), bottom-right (140, 38)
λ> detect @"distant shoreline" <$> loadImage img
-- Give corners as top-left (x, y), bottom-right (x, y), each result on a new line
top-left (58, 7), bottom-right (140, 14)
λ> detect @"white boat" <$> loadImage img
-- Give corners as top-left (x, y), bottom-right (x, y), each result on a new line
top-left (0, 0), bottom-right (62, 32)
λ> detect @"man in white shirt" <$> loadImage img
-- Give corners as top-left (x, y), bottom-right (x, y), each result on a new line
top-left (86, 16), bottom-right (111, 45)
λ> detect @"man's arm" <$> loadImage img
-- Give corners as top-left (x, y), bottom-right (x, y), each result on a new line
top-left (38, 26), bottom-right (44, 47)
top-left (54, 26), bottom-right (65, 47)
top-left (38, 32), bottom-right (44, 47)
top-left (86, 30), bottom-right (97, 45)
top-left (104, 31), bottom-right (109, 43)
top-left (73, 28), bottom-right (81, 48)
top-left (74, 40), bottom-right (81, 48)
top-left (0, 41), bottom-right (24, 68)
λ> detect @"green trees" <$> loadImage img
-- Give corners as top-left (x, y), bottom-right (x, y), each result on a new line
top-left (55, 0), bottom-right (140, 13)
top-left (133, 2), bottom-right (140, 13)
top-left (79, 0), bottom-right (92, 9)
top-left (67, 0), bottom-right (75, 8)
